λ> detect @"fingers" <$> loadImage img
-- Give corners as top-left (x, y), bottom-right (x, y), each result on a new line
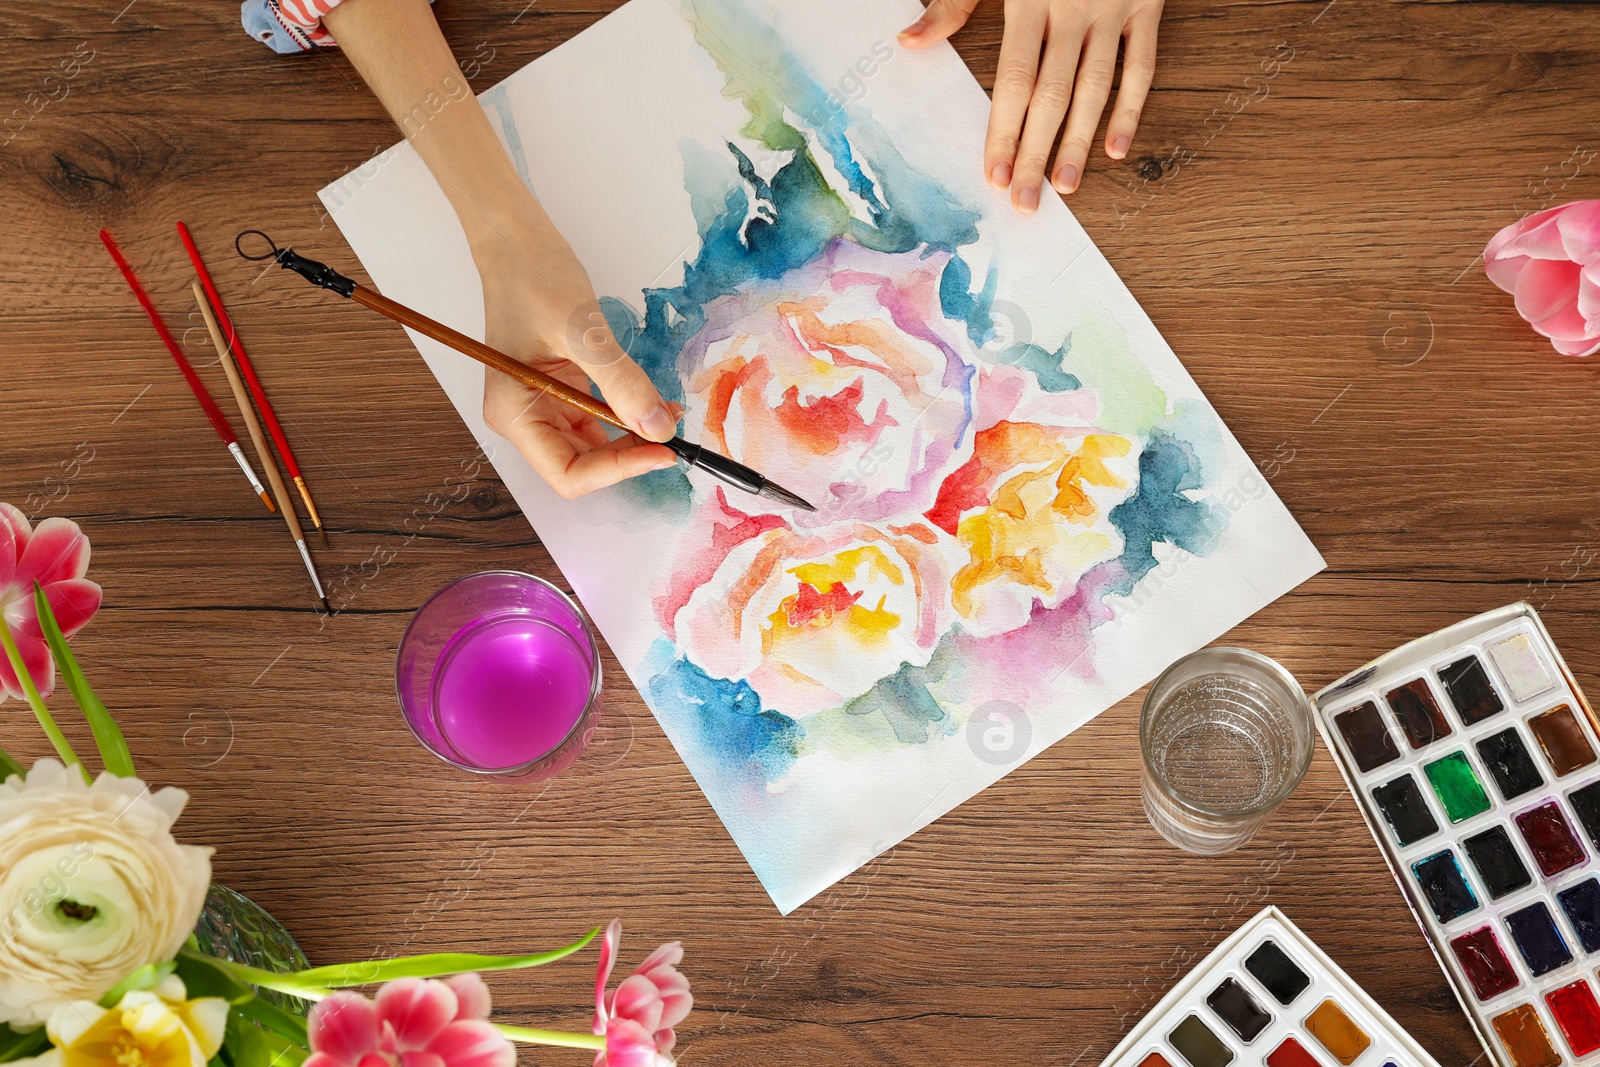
top-left (485, 372), bottom-right (678, 499)
top-left (1010, 10), bottom-right (1087, 212)
top-left (898, 0), bottom-right (981, 48)
top-left (984, 0), bottom-right (1050, 193)
top-left (564, 314), bottom-right (678, 443)
top-left (1104, 8), bottom-right (1160, 161)
top-left (1051, 24), bottom-right (1121, 195)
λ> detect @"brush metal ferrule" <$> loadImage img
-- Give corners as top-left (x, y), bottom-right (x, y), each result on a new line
top-left (228, 441), bottom-right (270, 498)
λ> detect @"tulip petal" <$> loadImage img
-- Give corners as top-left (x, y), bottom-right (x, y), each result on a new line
top-left (425, 1021), bottom-right (515, 1067)
top-left (0, 515), bottom-right (16, 592)
top-left (610, 976), bottom-right (664, 1036)
top-left (310, 993), bottom-right (382, 1065)
top-left (1556, 199), bottom-right (1600, 263)
top-left (1526, 290), bottom-right (1590, 343)
top-left (594, 919), bottom-right (622, 1031)
top-left (1487, 202), bottom-right (1569, 255)
top-left (1551, 334), bottom-right (1600, 356)
top-left (1579, 263), bottom-right (1600, 325)
top-left (1484, 252), bottom-right (1528, 295)
top-left (8, 1050), bottom-right (63, 1067)
top-left (602, 1019), bottom-right (669, 1067)
top-left (0, 503), bottom-right (30, 558)
top-left (655, 986), bottom-right (692, 1032)
top-left (0, 629), bottom-right (54, 701)
top-left (400, 1053), bottom-right (445, 1067)
top-left (376, 979), bottom-right (457, 1051)
top-left (444, 974), bottom-right (492, 1023)
top-left (1513, 258), bottom-right (1584, 330)
top-left (47, 1002), bottom-right (112, 1049)
top-left (22, 575), bottom-right (103, 643)
top-left (15, 518), bottom-right (90, 589)
top-left (634, 943), bottom-right (683, 976)
top-left (181, 998), bottom-right (231, 1060)
top-left (303, 1053), bottom-right (347, 1067)
top-left (1499, 211), bottom-right (1572, 261)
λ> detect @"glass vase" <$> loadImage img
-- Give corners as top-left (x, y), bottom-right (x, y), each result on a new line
top-left (192, 884), bottom-right (309, 1013)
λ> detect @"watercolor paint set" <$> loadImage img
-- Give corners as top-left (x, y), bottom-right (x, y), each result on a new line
top-left (1100, 906), bottom-right (1441, 1067)
top-left (1316, 603), bottom-right (1600, 1067)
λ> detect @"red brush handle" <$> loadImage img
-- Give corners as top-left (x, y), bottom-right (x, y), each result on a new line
top-left (100, 229), bottom-right (239, 446)
top-left (177, 222), bottom-right (303, 480)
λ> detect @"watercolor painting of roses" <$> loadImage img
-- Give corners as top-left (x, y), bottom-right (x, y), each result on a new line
top-left (322, 0), bottom-right (1323, 912)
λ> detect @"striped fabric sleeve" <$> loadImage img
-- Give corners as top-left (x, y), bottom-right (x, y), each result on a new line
top-left (239, 0), bottom-right (344, 54)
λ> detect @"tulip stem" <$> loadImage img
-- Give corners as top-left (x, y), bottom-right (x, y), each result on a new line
top-left (0, 615), bottom-right (84, 780)
top-left (493, 1025), bottom-right (606, 1051)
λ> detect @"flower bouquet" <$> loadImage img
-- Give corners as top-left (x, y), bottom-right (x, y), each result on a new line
top-left (0, 505), bottom-right (690, 1067)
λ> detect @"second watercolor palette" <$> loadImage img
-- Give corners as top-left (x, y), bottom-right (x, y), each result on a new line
top-left (1099, 906), bottom-right (1440, 1067)
top-left (1317, 603), bottom-right (1600, 1067)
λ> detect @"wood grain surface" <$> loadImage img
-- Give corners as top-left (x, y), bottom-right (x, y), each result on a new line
top-left (4, 0), bottom-right (1600, 1063)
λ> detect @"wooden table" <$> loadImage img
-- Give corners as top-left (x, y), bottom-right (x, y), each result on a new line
top-left (4, 0), bottom-right (1598, 1062)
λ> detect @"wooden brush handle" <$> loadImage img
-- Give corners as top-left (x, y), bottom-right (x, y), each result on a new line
top-left (350, 285), bottom-right (628, 434)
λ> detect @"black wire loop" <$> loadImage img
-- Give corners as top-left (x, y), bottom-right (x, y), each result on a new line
top-left (235, 230), bottom-right (281, 262)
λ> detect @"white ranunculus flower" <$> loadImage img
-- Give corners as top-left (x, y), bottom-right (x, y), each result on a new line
top-left (0, 760), bottom-right (213, 1029)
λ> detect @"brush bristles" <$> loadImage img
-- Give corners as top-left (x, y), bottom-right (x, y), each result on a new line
top-left (759, 481), bottom-right (816, 512)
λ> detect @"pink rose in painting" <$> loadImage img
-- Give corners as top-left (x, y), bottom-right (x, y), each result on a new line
top-left (305, 974), bottom-right (512, 1067)
top-left (0, 503), bottom-right (102, 702)
top-left (677, 239), bottom-right (975, 523)
top-left (1484, 199), bottom-right (1600, 356)
top-left (923, 365), bottom-right (1138, 637)
top-left (657, 490), bottom-right (956, 716)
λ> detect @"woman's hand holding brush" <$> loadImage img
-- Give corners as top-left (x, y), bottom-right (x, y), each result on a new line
top-left (327, 0), bottom-right (679, 499)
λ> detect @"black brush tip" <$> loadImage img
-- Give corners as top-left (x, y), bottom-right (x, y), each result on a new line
top-left (759, 480), bottom-right (816, 512)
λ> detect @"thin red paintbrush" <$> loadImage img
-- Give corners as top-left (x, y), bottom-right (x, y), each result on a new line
top-left (98, 229), bottom-right (276, 513)
top-left (177, 221), bottom-right (326, 541)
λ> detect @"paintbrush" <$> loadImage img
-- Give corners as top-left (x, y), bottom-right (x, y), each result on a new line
top-left (99, 230), bottom-right (277, 512)
top-left (178, 222), bottom-right (328, 541)
top-left (235, 231), bottom-right (815, 512)
top-left (192, 282), bottom-right (330, 612)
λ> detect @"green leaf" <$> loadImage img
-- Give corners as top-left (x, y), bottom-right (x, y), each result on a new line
top-left (99, 961), bottom-right (177, 1007)
top-left (225, 1005), bottom-right (309, 1067)
top-left (227, 1012), bottom-right (271, 1067)
top-left (0, 745), bottom-right (23, 783)
top-left (248, 928), bottom-right (600, 990)
top-left (176, 949), bottom-right (259, 1005)
top-left (0, 1024), bottom-right (50, 1063)
top-left (0, 613), bottom-right (81, 774)
top-left (233, 998), bottom-right (308, 1050)
top-left (35, 583), bottom-right (132, 778)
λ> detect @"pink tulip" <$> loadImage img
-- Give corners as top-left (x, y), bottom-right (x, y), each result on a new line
top-left (306, 974), bottom-right (513, 1067)
top-left (0, 503), bottom-right (101, 703)
top-left (1484, 199), bottom-right (1600, 356)
top-left (592, 920), bottom-right (692, 1067)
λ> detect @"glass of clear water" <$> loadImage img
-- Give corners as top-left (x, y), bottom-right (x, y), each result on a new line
top-left (1140, 647), bottom-right (1315, 854)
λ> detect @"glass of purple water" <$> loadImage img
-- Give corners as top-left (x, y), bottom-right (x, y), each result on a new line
top-left (396, 570), bottom-right (601, 781)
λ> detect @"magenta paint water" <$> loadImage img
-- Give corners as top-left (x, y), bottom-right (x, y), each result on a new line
top-left (397, 571), bottom-right (600, 780)
top-left (432, 613), bottom-right (591, 767)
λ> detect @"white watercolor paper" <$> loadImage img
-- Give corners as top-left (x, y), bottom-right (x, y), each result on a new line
top-left (321, 0), bottom-right (1324, 913)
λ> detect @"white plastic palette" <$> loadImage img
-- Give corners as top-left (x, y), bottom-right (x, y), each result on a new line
top-left (1316, 603), bottom-right (1600, 1067)
top-left (1100, 906), bottom-right (1441, 1067)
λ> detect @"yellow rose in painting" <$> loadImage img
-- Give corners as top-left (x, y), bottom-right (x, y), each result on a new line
top-left (658, 492), bottom-right (955, 716)
top-left (925, 376), bottom-right (1139, 638)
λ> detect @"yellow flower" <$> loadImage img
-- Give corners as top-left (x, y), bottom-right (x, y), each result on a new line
top-left (16, 977), bottom-right (227, 1067)
top-left (929, 423), bottom-right (1135, 636)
